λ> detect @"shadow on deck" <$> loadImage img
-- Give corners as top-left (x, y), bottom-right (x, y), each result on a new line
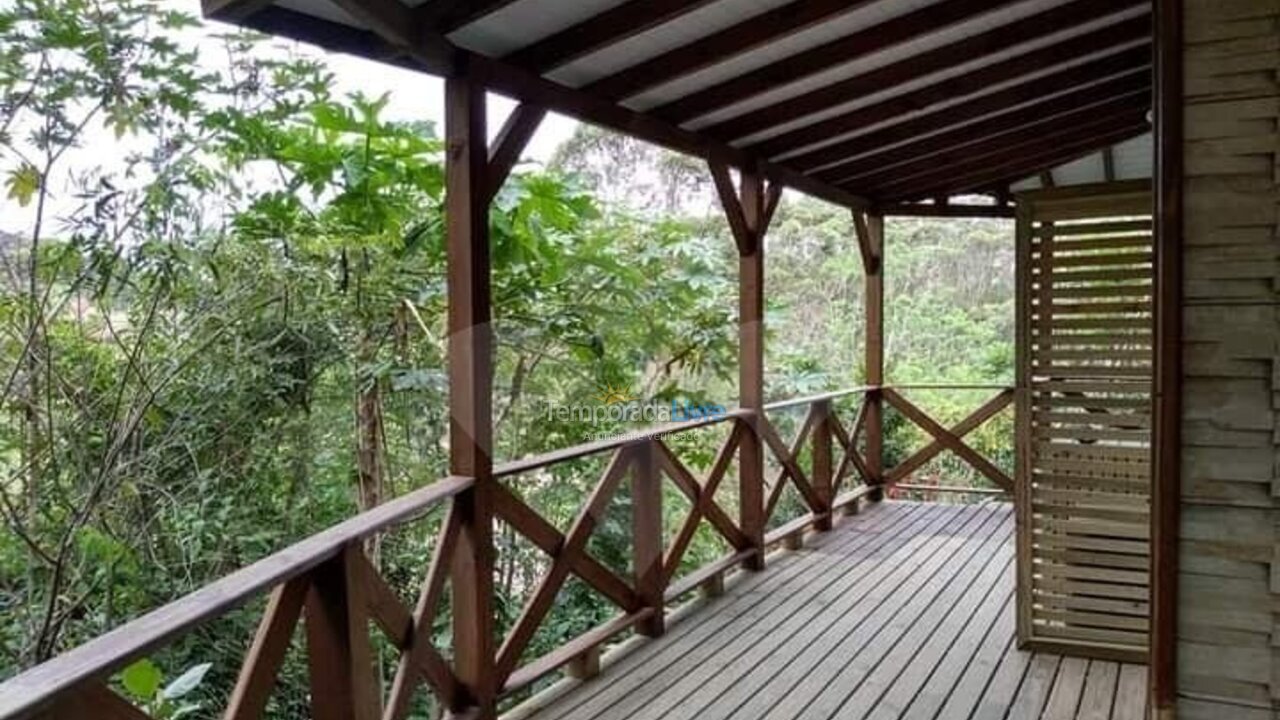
top-left (509, 501), bottom-right (1148, 720)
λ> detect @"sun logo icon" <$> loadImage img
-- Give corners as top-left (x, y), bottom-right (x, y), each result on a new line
top-left (595, 381), bottom-right (637, 405)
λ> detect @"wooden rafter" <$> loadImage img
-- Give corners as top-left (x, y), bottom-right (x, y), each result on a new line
top-left (504, 0), bottom-right (719, 73)
top-left (842, 97), bottom-right (1146, 191)
top-left (693, 0), bottom-right (1148, 140)
top-left (814, 75), bottom-right (1150, 184)
top-left (878, 203), bottom-right (1016, 219)
top-left (773, 40), bottom-right (1151, 167)
top-left (201, 0), bottom-right (273, 22)
top-left (420, 0), bottom-right (524, 34)
top-left (873, 116), bottom-right (1149, 201)
top-left (654, 0), bottom-right (1030, 126)
top-left (584, 0), bottom-right (879, 100)
top-left (885, 123), bottom-right (1150, 202)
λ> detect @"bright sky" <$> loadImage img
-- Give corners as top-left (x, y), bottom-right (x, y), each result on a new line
top-left (0, 0), bottom-right (582, 234)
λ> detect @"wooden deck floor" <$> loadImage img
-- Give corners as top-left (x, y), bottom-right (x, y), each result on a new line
top-left (510, 501), bottom-right (1149, 720)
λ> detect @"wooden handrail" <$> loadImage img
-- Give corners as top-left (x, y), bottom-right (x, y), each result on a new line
top-left (0, 383), bottom-right (1014, 719)
top-left (493, 408), bottom-right (751, 477)
top-left (885, 383), bottom-right (1014, 391)
top-left (0, 474), bottom-right (474, 720)
top-left (761, 386), bottom-right (876, 412)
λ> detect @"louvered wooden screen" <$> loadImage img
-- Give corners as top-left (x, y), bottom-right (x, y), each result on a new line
top-left (1014, 180), bottom-right (1153, 663)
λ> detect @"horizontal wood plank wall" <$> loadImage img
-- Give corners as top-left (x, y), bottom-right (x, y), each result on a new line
top-left (1016, 181), bottom-right (1154, 665)
top-left (1178, 1), bottom-right (1280, 717)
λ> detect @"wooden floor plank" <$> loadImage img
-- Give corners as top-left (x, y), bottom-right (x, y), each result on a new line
top-left (544, 503), bottom-right (948, 720)
top-left (1076, 661), bottom-right (1119, 720)
top-left (1041, 656), bottom-right (1088, 720)
top-left (967, 636), bottom-right (1034, 720)
top-left (1111, 664), bottom-right (1148, 720)
top-left (530, 502), bottom-right (921, 720)
top-left (625, 504), bottom-right (985, 720)
top-left (899, 589), bottom-right (1014, 720)
top-left (646, 504), bottom-right (978, 720)
top-left (860, 560), bottom-right (1015, 720)
top-left (764, 507), bottom-right (1009, 720)
top-left (513, 501), bottom-right (1151, 720)
top-left (823, 524), bottom-right (1016, 718)
top-left (1004, 654), bottom-right (1062, 720)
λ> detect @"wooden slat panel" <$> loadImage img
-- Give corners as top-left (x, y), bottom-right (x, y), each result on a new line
top-left (1017, 182), bottom-right (1153, 662)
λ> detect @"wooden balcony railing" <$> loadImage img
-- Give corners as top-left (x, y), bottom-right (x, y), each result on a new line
top-left (0, 384), bottom-right (1012, 720)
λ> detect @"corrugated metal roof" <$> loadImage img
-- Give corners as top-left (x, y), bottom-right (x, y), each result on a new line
top-left (206, 0), bottom-right (1153, 209)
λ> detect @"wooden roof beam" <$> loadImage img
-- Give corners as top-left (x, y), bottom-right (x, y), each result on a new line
top-left (420, 0), bottom-right (525, 34)
top-left (505, 0), bottom-right (721, 73)
top-left (878, 203), bottom-right (1016, 218)
top-left (583, 0), bottom-right (880, 101)
top-left (817, 77), bottom-right (1149, 184)
top-left (697, 0), bottom-right (1149, 140)
top-left (830, 91), bottom-right (1149, 189)
top-left (872, 115), bottom-right (1145, 199)
top-left (877, 121), bottom-right (1149, 201)
top-left (761, 28), bottom-right (1152, 163)
top-left (654, 0), bottom-right (1033, 125)
top-left (939, 132), bottom-right (1146, 197)
top-left (216, 4), bottom-right (870, 211)
top-left (202, 0), bottom-right (274, 22)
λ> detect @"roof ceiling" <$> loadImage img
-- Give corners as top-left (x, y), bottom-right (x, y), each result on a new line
top-left (205, 0), bottom-right (1154, 210)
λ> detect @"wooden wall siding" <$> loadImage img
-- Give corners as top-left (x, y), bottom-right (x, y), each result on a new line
top-left (1179, 0), bottom-right (1280, 717)
top-left (1015, 181), bottom-right (1155, 665)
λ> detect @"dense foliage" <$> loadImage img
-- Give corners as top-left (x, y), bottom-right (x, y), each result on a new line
top-left (0, 1), bottom-right (1012, 716)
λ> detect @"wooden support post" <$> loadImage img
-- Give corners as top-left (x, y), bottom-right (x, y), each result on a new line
top-left (855, 212), bottom-right (886, 501)
top-left (812, 400), bottom-right (833, 531)
top-left (1151, 0), bottom-right (1182, 714)
top-left (633, 441), bottom-right (664, 637)
top-left (1013, 200), bottom-right (1034, 647)
top-left (711, 159), bottom-right (781, 572)
top-left (445, 70), bottom-right (497, 717)
top-left (304, 547), bottom-right (381, 720)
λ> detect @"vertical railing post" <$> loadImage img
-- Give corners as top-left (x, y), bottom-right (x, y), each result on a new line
top-left (444, 68), bottom-right (497, 717)
top-left (855, 211), bottom-right (886, 501)
top-left (304, 546), bottom-right (380, 720)
top-left (710, 159), bottom-right (780, 572)
top-left (812, 399), bottom-right (834, 531)
top-left (633, 440), bottom-right (665, 637)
